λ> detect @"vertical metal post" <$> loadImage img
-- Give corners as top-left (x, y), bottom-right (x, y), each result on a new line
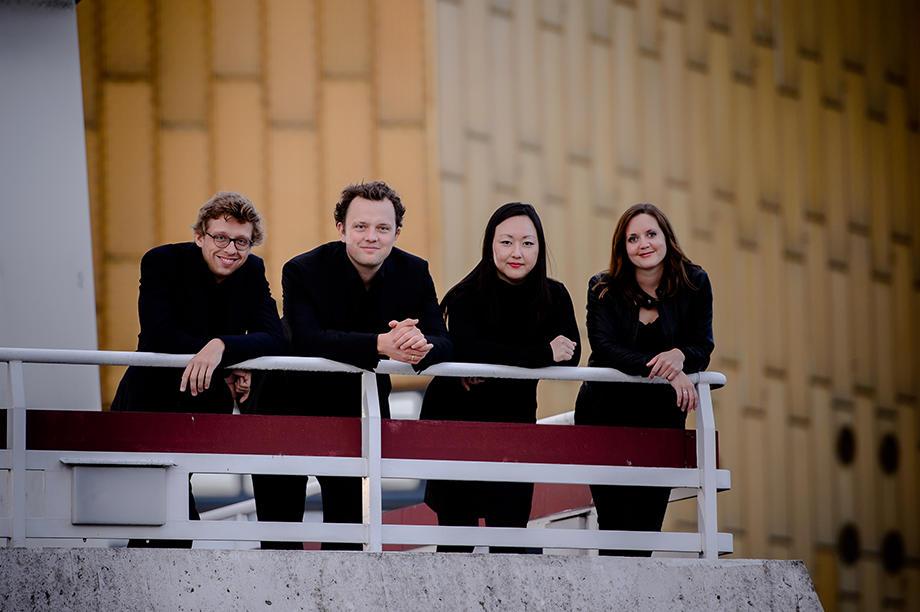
top-left (361, 372), bottom-right (383, 552)
top-left (696, 382), bottom-right (718, 558)
top-left (7, 360), bottom-right (27, 547)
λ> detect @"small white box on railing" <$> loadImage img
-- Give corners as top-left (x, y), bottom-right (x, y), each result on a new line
top-left (68, 462), bottom-right (172, 526)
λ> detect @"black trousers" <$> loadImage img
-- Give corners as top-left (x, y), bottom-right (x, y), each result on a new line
top-left (434, 507), bottom-right (532, 554)
top-left (252, 474), bottom-right (364, 551)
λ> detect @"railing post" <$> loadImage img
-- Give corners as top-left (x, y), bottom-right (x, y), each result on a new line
top-left (6, 360), bottom-right (27, 547)
top-left (696, 381), bottom-right (718, 558)
top-left (361, 372), bottom-right (383, 552)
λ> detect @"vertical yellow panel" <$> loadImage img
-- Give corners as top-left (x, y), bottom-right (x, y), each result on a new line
top-left (515, 0), bottom-right (540, 147)
top-left (778, 95), bottom-right (805, 254)
top-left (844, 74), bottom-right (870, 230)
top-left (853, 397), bottom-right (878, 549)
top-left (268, 128), bottom-right (319, 293)
top-left (840, 0), bottom-right (866, 70)
top-left (159, 0), bottom-right (207, 122)
top-left (590, 39), bottom-right (616, 208)
top-left (565, 0), bottom-right (589, 160)
top-left (707, 200), bottom-right (738, 364)
top-left (773, 0), bottom-right (799, 89)
top-left (891, 245), bottom-right (917, 400)
top-left (377, 0), bottom-right (424, 122)
top-left (637, 0), bottom-right (659, 54)
top-left (268, 0), bottom-right (317, 123)
top-left (898, 404), bottom-right (919, 566)
top-left (735, 81), bottom-right (758, 246)
top-left (463, 0), bottom-right (490, 135)
top-left (709, 32), bottom-right (734, 199)
top-left (797, 0), bottom-right (820, 57)
top-left (103, 0), bottom-right (151, 75)
top-left (490, 11), bottom-right (515, 189)
top-left (761, 216), bottom-right (785, 374)
top-left (437, 0), bottom-right (465, 176)
top-left (160, 129), bottom-right (210, 245)
top-left (863, 0), bottom-right (887, 116)
top-left (868, 120), bottom-right (892, 275)
top-left (752, 0), bottom-right (774, 44)
top-left (467, 139), bottom-right (493, 254)
top-left (684, 0), bottom-right (707, 69)
top-left (540, 24), bottom-right (566, 198)
top-left (321, 81), bottom-right (373, 221)
top-left (613, 3), bottom-right (639, 173)
top-left (783, 259), bottom-right (808, 420)
top-left (77, 0), bottom-right (98, 123)
top-left (565, 163), bottom-right (592, 293)
top-left (810, 386), bottom-right (836, 544)
top-left (800, 61), bottom-right (823, 217)
top-left (822, 107), bottom-right (849, 265)
top-left (805, 222), bottom-right (831, 381)
top-left (828, 268), bottom-right (852, 398)
top-left (321, 0), bottom-right (369, 75)
top-left (886, 85), bottom-right (909, 234)
top-left (661, 18), bottom-right (685, 185)
top-left (104, 83), bottom-right (156, 255)
top-left (686, 64), bottom-right (713, 230)
top-left (848, 235), bottom-right (875, 392)
top-left (742, 411), bottom-right (768, 559)
top-left (105, 260), bottom-right (143, 382)
top-left (215, 82), bottom-right (264, 205)
top-left (213, 0), bottom-right (260, 76)
top-left (728, 0), bottom-right (753, 79)
top-left (517, 149), bottom-right (545, 217)
top-left (639, 55), bottom-right (664, 208)
top-left (754, 46), bottom-right (779, 208)
top-left (440, 177), bottom-right (470, 286)
top-left (790, 423), bottom-right (815, 570)
top-left (873, 281), bottom-right (894, 409)
top-left (819, 0), bottom-right (844, 104)
top-left (379, 128), bottom-right (429, 259)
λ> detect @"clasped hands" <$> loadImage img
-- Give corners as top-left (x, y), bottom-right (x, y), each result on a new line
top-left (178, 338), bottom-right (252, 403)
top-left (647, 348), bottom-right (697, 412)
top-left (377, 318), bottom-right (433, 365)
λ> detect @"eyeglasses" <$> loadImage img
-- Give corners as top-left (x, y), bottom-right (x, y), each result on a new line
top-left (206, 232), bottom-right (253, 250)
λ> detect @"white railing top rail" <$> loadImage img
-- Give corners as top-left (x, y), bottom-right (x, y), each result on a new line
top-left (2, 347), bottom-right (730, 557)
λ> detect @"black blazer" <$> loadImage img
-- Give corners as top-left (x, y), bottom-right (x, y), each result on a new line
top-left (111, 242), bottom-right (285, 413)
top-left (267, 241), bottom-right (452, 418)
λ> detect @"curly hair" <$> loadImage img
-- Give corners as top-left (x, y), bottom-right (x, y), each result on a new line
top-left (191, 191), bottom-right (265, 246)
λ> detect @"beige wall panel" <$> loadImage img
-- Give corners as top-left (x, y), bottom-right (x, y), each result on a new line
top-left (268, 0), bottom-right (317, 123)
top-left (843, 72), bottom-right (870, 230)
top-left (539, 0), bottom-right (563, 26)
top-left (886, 85), bottom-right (910, 235)
top-left (515, 0), bottom-right (540, 147)
top-left (734, 81), bottom-right (758, 246)
top-left (379, 128), bottom-right (429, 260)
top-left (832, 406), bottom-right (856, 531)
top-left (589, 0), bottom-right (611, 41)
top-left (517, 148), bottom-right (545, 216)
top-left (891, 245), bottom-right (917, 400)
top-left (853, 396), bottom-right (879, 547)
top-left (882, 0), bottom-right (908, 81)
top-left (899, 405), bottom-right (919, 558)
top-left (639, 55), bottom-right (664, 208)
top-left (103, 0), bottom-right (150, 75)
top-left (564, 0), bottom-right (589, 160)
top-left (754, 46), bottom-right (778, 208)
top-left (811, 386), bottom-right (836, 544)
top-left (797, 0), bottom-right (819, 57)
top-left (661, 18), bottom-right (686, 185)
top-left (709, 32), bottom-right (734, 199)
top-left (863, 0), bottom-right (887, 117)
top-left (711, 365), bottom-right (742, 532)
top-left (728, 0), bottom-right (753, 79)
top-left (741, 412), bottom-right (768, 558)
top-left (268, 128), bottom-right (320, 293)
top-left (687, 69), bottom-right (713, 232)
top-left (377, 0), bottom-right (425, 122)
top-left (804, 222), bottom-right (831, 382)
top-left (868, 120), bottom-right (892, 275)
top-left (828, 268), bottom-right (853, 398)
top-left (321, 0), bottom-right (369, 76)
top-left (789, 424), bottom-right (815, 570)
top-left (489, 11), bottom-right (515, 189)
top-left (636, 0), bottom-right (659, 54)
top-left (708, 200), bottom-right (738, 365)
top-left (105, 261), bottom-right (143, 353)
top-left (800, 61), bottom-right (822, 217)
top-left (848, 235), bottom-right (876, 393)
top-left (440, 177), bottom-right (470, 287)
top-left (437, 1), bottom-right (465, 176)
top-left (321, 81), bottom-right (374, 225)
top-left (777, 95), bottom-right (805, 254)
top-left (739, 249), bottom-right (765, 407)
top-left (215, 81), bottom-right (264, 205)
top-left (618, 174), bottom-right (642, 214)
top-left (160, 129), bottom-right (210, 245)
top-left (821, 107), bottom-right (849, 265)
top-left (540, 26), bottom-right (567, 198)
top-left (683, 0), bottom-right (707, 69)
top-left (765, 378), bottom-right (790, 540)
top-left (77, 0), bottom-right (98, 123)
top-left (818, 0), bottom-right (844, 104)
top-left (908, 2), bottom-right (920, 126)
top-left (160, 0), bottom-right (207, 123)
top-left (467, 138), bottom-right (493, 263)
top-left (773, 0), bottom-right (799, 90)
top-left (590, 40), bottom-right (616, 208)
top-left (761, 216), bottom-right (785, 374)
top-left (751, 0), bottom-right (773, 44)
top-left (840, 0), bottom-right (866, 70)
top-left (613, 3), bottom-right (639, 174)
top-left (783, 259), bottom-right (808, 420)
top-left (213, 0), bottom-right (260, 76)
top-left (103, 83), bottom-right (156, 256)
top-left (463, 0), bottom-right (490, 135)
top-left (565, 163), bottom-right (592, 291)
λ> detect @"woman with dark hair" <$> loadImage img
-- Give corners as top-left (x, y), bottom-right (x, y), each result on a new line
top-left (575, 203), bottom-right (714, 556)
top-left (421, 202), bottom-right (581, 553)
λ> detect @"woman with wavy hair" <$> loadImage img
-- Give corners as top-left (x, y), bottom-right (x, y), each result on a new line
top-left (575, 203), bottom-right (714, 556)
top-left (421, 202), bottom-right (581, 553)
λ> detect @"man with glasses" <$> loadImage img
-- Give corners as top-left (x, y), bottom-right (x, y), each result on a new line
top-left (112, 191), bottom-right (285, 546)
top-left (251, 180), bottom-right (452, 550)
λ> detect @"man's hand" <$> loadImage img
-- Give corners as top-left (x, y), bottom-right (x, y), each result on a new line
top-left (377, 318), bottom-right (433, 364)
top-left (224, 369), bottom-right (252, 403)
top-left (180, 338), bottom-right (226, 396)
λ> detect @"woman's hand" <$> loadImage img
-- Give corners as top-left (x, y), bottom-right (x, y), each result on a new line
top-left (550, 335), bottom-right (578, 362)
top-left (461, 376), bottom-right (484, 391)
top-left (669, 371), bottom-right (697, 412)
top-left (647, 348), bottom-right (685, 381)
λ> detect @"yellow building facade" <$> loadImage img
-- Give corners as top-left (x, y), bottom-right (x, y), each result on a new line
top-left (76, 1), bottom-right (919, 610)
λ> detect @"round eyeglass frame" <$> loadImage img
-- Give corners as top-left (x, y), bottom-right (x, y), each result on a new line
top-left (206, 232), bottom-right (252, 251)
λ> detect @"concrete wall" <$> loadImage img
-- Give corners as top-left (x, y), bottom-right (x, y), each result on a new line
top-left (0, 548), bottom-right (824, 611)
top-left (0, 0), bottom-right (100, 410)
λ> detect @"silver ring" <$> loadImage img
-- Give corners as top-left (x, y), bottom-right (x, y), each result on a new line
top-left (682, 391), bottom-right (688, 395)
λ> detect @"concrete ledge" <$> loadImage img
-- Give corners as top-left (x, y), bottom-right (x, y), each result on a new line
top-left (0, 548), bottom-right (824, 611)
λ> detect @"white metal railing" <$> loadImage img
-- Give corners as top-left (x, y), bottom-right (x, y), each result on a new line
top-left (1, 347), bottom-right (731, 557)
